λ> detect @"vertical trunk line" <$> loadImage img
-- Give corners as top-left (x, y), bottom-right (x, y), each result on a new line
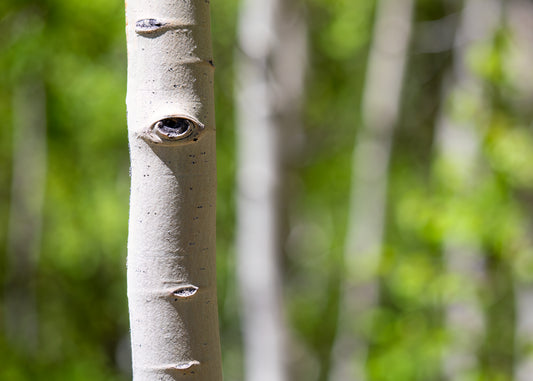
top-left (433, 0), bottom-right (502, 378)
top-left (4, 79), bottom-right (47, 353)
top-left (235, 0), bottom-right (306, 380)
top-left (330, 0), bottom-right (414, 379)
top-left (125, 1), bottom-right (222, 380)
top-left (480, 249), bottom-right (516, 379)
top-left (508, 1), bottom-right (533, 379)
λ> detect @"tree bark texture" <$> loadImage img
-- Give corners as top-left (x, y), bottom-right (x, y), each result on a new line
top-left (330, 0), bottom-right (414, 379)
top-left (125, 1), bottom-right (222, 380)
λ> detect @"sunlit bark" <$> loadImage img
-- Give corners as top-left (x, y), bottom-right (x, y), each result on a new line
top-left (125, 1), bottom-right (222, 379)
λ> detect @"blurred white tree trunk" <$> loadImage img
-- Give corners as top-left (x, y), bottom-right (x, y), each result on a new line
top-left (125, 0), bottom-right (222, 379)
top-left (330, 0), bottom-right (414, 380)
top-left (4, 79), bottom-right (47, 353)
top-left (235, 0), bottom-right (307, 380)
top-left (433, 1), bottom-right (501, 378)
top-left (516, 287), bottom-right (533, 381)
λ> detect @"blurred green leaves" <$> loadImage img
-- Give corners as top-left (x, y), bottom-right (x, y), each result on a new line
top-left (1, 0), bottom-right (533, 380)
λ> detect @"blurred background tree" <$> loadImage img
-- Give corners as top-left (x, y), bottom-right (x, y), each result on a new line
top-left (1, 0), bottom-right (532, 380)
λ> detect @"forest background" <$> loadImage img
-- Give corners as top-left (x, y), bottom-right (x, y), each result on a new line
top-left (1, 0), bottom-right (533, 380)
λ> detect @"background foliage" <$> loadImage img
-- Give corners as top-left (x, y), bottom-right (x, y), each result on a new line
top-left (1, 0), bottom-right (532, 380)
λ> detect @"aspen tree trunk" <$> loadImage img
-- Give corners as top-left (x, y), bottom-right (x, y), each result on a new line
top-left (434, 1), bottom-right (502, 378)
top-left (330, 0), bottom-right (413, 379)
top-left (4, 79), bottom-right (46, 353)
top-left (125, 1), bottom-right (222, 380)
top-left (235, 0), bottom-right (306, 380)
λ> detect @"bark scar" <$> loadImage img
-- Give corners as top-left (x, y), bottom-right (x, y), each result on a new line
top-left (140, 115), bottom-right (205, 145)
top-left (174, 360), bottom-right (200, 370)
top-left (135, 18), bottom-right (190, 36)
top-left (153, 361), bottom-right (201, 372)
top-left (171, 285), bottom-right (199, 299)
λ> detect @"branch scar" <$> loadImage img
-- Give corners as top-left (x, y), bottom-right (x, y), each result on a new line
top-left (135, 18), bottom-right (191, 36)
top-left (171, 285), bottom-right (199, 299)
top-left (140, 115), bottom-right (205, 145)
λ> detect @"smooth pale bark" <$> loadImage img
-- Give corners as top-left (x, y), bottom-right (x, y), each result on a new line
top-left (330, 0), bottom-right (414, 380)
top-left (235, 0), bottom-right (306, 380)
top-left (4, 79), bottom-right (46, 352)
top-left (125, 1), bottom-right (222, 380)
top-left (433, 1), bottom-right (501, 378)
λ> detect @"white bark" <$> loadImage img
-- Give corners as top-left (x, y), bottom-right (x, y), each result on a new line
top-left (235, 0), bottom-right (306, 380)
top-left (4, 79), bottom-right (47, 352)
top-left (434, 1), bottom-right (501, 378)
top-left (330, 0), bottom-right (414, 380)
top-left (125, 1), bottom-right (222, 380)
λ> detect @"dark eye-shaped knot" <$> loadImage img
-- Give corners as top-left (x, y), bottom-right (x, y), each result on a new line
top-left (143, 115), bottom-right (204, 144)
top-left (155, 118), bottom-right (194, 139)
